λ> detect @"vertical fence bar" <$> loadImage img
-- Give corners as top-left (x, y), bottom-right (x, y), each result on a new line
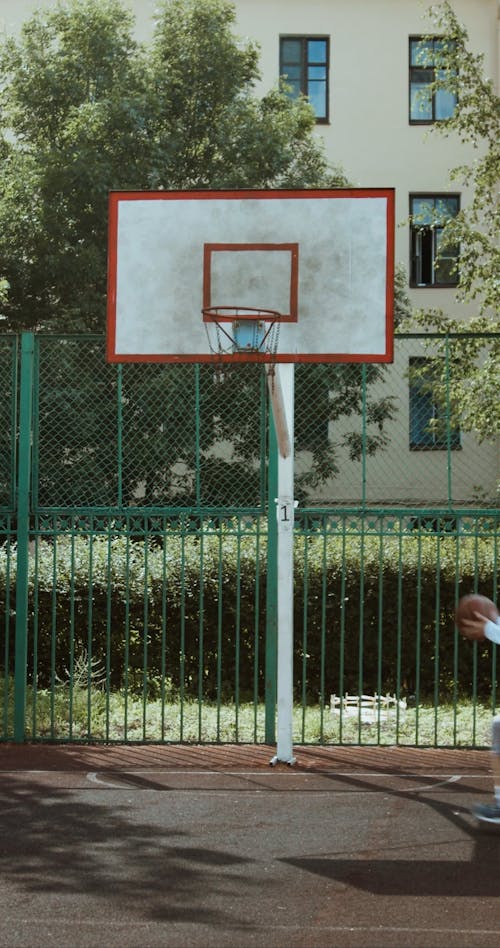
top-left (197, 521), bottom-right (204, 742)
top-left (30, 522), bottom-right (39, 738)
top-left (14, 332), bottom-right (34, 742)
top-left (142, 525), bottom-right (149, 740)
top-left (376, 520), bottom-right (384, 743)
top-left (123, 529), bottom-right (131, 740)
top-left (87, 523), bottom-right (94, 737)
top-left (452, 531), bottom-right (461, 745)
top-left (179, 524), bottom-right (187, 740)
top-left (49, 533), bottom-right (58, 737)
top-left (395, 525), bottom-right (404, 743)
top-left (338, 520), bottom-right (347, 743)
top-left (253, 518), bottom-right (262, 742)
top-left (161, 521), bottom-right (169, 741)
top-left (215, 526), bottom-right (223, 741)
top-left (444, 336), bottom-right (453, 505)
top-left (433, 537), bottom-right (442, 745)
top-left (234, 520), bottom-right (242, 740)
top-left (414, 533), bottom-right (423, 744)
top-left (195, 365), bottom-right (202, 506)
top-left (105, 522), bottom-right (113, 741)
top-left (3, 526), bottom-right (12, 736)
top-left (492, 543), bottom-right (498, 714)
top-left (300, 532), bottom-right (309, 743)
top-left (319, 530), bottom-right (327, 741)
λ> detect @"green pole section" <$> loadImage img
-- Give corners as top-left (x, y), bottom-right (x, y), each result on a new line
top-left (14, 332), bottom-right (34, 742)
top-left (265, 405), bottom-right (278, 743)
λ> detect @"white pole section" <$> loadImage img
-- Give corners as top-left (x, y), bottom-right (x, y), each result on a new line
top-left (269, 363), bottom-right (296, 765)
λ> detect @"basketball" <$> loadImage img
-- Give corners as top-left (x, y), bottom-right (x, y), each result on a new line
top-left (455, 594), bottom-right (498, 632)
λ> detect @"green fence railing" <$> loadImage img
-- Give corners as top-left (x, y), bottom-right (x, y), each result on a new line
top-left (0, 332), bottom-right (498, 746)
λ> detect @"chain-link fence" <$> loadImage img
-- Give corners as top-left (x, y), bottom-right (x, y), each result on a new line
top-left (0, 332), bottom-right (498, 745)
top-left (29, 332), bottom-right (499, 510)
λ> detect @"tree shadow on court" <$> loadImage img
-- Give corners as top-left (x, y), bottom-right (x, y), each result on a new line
top-left (281, 767), bottom-right (500, 897)
top-left (0, 773), bottom-right (261, 929)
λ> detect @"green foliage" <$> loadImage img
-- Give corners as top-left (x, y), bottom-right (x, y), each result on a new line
top-left (422, 2), bottom-right (500, 317)
top-left (404, 3), bottom-right (500, 444)
top-left (0, 0), bottom-right (345, 331)
top-left (0, 0), bottom-right (149, 330)
top-left (1, 529), bottom-right (497, 704)
top-left (405, 321), bottom-right (500, 442)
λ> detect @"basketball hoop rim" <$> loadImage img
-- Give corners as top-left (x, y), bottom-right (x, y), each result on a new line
top-left (202, 305), bottom-right (283, 323)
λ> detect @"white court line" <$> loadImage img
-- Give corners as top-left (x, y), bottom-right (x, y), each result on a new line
top-left (87, 771), bottom-right (128, 789)
top-left (77, 769), bottom-right (486, 777)
top-left (2, 919), bottom-right (499, 937)
top-left (86, 767), bottom-right (480, 786)
top-left (396, 774), bottom-right (462, 792)
top-left (2, 768), bottom-right (489, 779)
top-left (80, 771), bottom-right (479, 791)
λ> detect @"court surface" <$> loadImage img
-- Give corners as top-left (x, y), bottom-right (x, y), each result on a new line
top-left (0, 743), bottom-right (498, 948)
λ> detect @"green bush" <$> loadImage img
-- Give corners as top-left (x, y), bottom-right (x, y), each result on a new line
top-left (0, 529), bottom-right (497, 701)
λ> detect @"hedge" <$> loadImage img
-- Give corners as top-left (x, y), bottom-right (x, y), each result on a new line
top-left (0, 531), bottom-right (497, 701)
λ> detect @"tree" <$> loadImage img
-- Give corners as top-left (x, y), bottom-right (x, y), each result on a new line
top-left (406, 1), bottom-right (500, 441)
top-left (0, 0), bottom-right (342, 331)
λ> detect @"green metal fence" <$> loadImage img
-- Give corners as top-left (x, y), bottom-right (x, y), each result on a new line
top-left (0, 332), bottom-right (498, 746)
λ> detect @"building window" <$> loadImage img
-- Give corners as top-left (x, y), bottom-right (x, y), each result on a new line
top-left (409, 358), bottom-right (461, 451)
top-left (410, 194), bottom-right (459, 287)
top-left (280, 37), bottom-right (329, 122)
top-left (409, 36), bottom-right (457, 123)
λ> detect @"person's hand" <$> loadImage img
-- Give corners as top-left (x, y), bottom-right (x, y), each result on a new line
top-left (460, 612), bottom-right (490, 641)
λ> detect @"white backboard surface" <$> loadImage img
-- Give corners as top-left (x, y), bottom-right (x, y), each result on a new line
top-left (107, 188), bottom-right (395, 363)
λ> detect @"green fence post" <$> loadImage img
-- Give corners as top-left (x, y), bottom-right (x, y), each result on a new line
top-left (13, 332), bottom-right (34, 742)
top-left (265, 407), bottom-right (278, 743)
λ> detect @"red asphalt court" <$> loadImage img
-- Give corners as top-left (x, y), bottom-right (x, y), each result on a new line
top-left (0, 743), bottom-right (498, 948)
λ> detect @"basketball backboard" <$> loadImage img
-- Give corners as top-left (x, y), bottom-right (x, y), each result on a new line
top-left (107, 188), bottom-right (394, 364)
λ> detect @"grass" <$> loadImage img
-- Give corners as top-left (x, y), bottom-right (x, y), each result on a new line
top-left (0, 679), bottom-right (493, 747)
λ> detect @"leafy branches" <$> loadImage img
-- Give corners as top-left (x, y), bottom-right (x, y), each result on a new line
top-left (0, 0), bottom-right (345, 331)
top-left (417, 1), bottom-right (500, 318)
top-left (405, 2), bottom-right (500, 444)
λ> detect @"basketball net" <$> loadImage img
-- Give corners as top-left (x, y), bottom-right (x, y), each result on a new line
top-left (203, 306), bottom-right (281, 359)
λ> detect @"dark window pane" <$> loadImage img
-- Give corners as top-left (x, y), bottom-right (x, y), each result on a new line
top-left (410, 195), bottom-right (459, 287)
top-left (409, 358), bottom-right (461, 450)
top-left (281, 39), bottom-right (302, 63)
top-left (282, 65), bottom-right (301, 82)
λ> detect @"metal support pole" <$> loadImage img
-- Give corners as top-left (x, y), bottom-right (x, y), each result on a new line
top-left (265, 409), bottom-right (278, 744)
top-left (269, 363), bottom-right (296, 765)
top-left (13, 332), bottom-right (34, 742)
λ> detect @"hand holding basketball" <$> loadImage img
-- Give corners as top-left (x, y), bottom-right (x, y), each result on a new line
top-left (455, 594), bottom-right (499, 640)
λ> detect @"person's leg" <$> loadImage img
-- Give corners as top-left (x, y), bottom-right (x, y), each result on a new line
top-left (473, 715), bottom-right (500, 823)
